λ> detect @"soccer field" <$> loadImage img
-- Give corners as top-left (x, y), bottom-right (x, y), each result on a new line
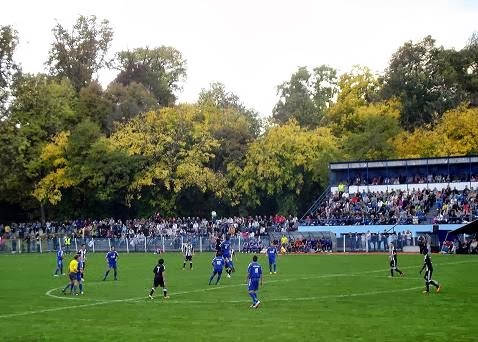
top-left (0, 252), bottom-right (476, 341)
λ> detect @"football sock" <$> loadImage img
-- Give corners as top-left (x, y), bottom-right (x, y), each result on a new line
top-left (149, 288), bottom-right (155, 296)
top-left (396, 268), bottom-right (403, 275)
top-left (216, 272), bottom-right (222, 284)
top-left (390, 269), bottom-right (394, 277)
top-left (104, 270), bottom-right (110, 280)
top-left (249, 292), bottom-right (256, 304)
top-left (183, 262), bottom-right (186, 269)
top-left (79, 283), bottom-right (83, 292)
top-left (269, 264), bottom-right (272, 272)
top-left (425, 282), bottom-right (430, 292)
top-left (63, 284), bottom-right (70, 292)
top-left (430, 280), bottom-right (439, 288)
top-left (190, 262), bottom-right (193, 269)
top-left (273, 263), bottom-right (277, 272)
top-left (163, 288), bottom-right (168, 297)
top-left (114, 270), bottom-right (117, 279)
top-left (208, 273), bottom-right (215, 285)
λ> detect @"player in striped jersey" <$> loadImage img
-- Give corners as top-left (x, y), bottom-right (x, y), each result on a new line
top-left (389, 243), bottom-right (404, 277)
top-left (419, 247), bottom-right (441, 294)
top-left (78, 244), bottom-right (87, 280)
top-left (182, 241), bottom-right (194, 270)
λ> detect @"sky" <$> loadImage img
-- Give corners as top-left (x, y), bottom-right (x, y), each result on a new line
top-left (1, 0), bottom-right (477, 117)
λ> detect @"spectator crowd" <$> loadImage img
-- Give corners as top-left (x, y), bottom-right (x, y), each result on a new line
top-left (339, 173), bottom-right (478, 187)
top-left (303, 187), bottom-right (477, 226)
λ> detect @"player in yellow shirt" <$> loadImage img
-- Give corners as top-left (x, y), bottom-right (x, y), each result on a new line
top-left (62, 254), bottom-right (79, 295)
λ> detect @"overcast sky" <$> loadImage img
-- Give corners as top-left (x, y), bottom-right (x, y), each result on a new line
top-left (2, 0), bottom-right (477, 116)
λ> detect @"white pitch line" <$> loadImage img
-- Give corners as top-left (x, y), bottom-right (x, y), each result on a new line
top-left (1, 258), bottom-right (475, 319)
top-left (165, 286), bottom-right (424, 304)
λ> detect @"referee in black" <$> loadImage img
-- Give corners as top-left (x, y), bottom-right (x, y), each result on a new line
top-left (149, 259), bottom-right (169, 299)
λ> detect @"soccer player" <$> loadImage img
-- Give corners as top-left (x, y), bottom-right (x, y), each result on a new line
top-left (208, 252), bottom-right (225, 285)
top-left (62, 254), bottom-right (79, 295)
top-left (419, 247), bottom-right (441, 294)
top-left (246, 255), bottom-right (263, 309)
top-left (103, 246), bottom-right (119, 281)
top-left (221, 235), bottom-right (235, 278)
top-left (149, 258), bottom-right (169, 299)
top-left (389, 243), bottom-right (405, 277)
top-left (53, 245), bottom-right (64, 276)
top-left (182, 241), bottom-right (194, 270)
top-left (266, 243), bottom-right (278, 274)
top-left (76, 252), bottom-right (85, 294)
top-left (78, 244), bottom-right (87, 281)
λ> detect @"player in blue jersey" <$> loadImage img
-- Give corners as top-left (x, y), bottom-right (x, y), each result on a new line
top-left (246, 255), bottom-right (263, 309)
top-left (53, 246), bottom-right (64, 276)
top-left (103, 246), bottom-right (119, 281)
top-left (266, 244), bottom-right (278, 275)
top-left (208, 252), bottom-right (225, 285)
top-left (221, 235), bottom-right (235, 278)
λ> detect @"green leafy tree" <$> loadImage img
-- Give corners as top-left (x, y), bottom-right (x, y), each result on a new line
top-left (105, 82), bottom-right (157, 132)
top-left (273, 65), bottom-right (338, 128)
top-left (114, 47), bottom-right (186, 106)
top-left (233, 121), bottom-right (340, 214)
top-left (198, 82), bottom-right (261, 136)
top-left (0, 25), bottom-right (20, 119)
top-left (381, 36), bottom-right (467, 130)
top-left (47, 15), bottom-right (113, 92)
top-left (110, 105), bottom-right (224, 215)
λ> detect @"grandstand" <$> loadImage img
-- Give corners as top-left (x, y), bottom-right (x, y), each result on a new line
top-left (299, 155), bottom-right (478, 251)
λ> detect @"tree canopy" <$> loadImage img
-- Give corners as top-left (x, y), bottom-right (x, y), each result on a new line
top-left (2, 15), bottom-right (478, 222)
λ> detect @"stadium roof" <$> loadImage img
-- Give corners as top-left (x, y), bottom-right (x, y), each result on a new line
top-left (450, 220), bottom-right (478, 235)
top-left (329, 155), bottom-right (478, 170)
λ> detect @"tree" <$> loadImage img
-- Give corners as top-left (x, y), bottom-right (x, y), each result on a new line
top-left (105, 82), bottom-right (157, 132)
top-left (3, 74), bottom-right (79, 221)
top-left (326, 66), bottom-right (379, 135)
top-left (47, 15), bottom-right (113, 92)
top-left (394, 105), bottom-right (478, 158)
top-left (381, 36), bottom-right (468, 130)
top-left (0, 25), bottom-right (20, 119)
top-left (114, 46), bottom-right (186, 106)
top-left (34, 121), bottom-right (140, 217)
top-left (109, 105), bottom-right (224, 215)
top-left (198, 82), bottom-right (261, 137)
top-left (233, 121), bottom-right (340, 214)
top-left (78, 81), bottom-right (114, 132)
top-left (272, 65), bottom-right (337, 128)
top-left (342, 100), bottom-right (402, 160)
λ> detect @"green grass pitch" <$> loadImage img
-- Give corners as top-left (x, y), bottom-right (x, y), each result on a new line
top-left (0, 252), bottom-right (477, 341)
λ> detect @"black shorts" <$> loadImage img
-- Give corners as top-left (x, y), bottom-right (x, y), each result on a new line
top-left (185, 255), bottom-right (192, 261)
top-left (69, 272), bottom-right (76, 281)
top-left (153, 277), bottom-right (165, 288)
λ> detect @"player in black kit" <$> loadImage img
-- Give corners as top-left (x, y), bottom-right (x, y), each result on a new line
top-left (419, 247), bottom-right (441, 294)
top-left (389, 243), bottom-right (405, 277)
top-left (149, 258), bottom-right (169, 299)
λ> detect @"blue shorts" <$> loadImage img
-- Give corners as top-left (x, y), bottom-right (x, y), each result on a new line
top-left (213, 269), bottom-right (222, 275)
top-left (248, 278), bottom-right (259, 291)
top-left (57, 260), bottom-right (63, 267)
top-left (109, 263), bottom-right (117, 269)
top-left (268, 258), bottom-right (276, 264)
top-left (76, 272), bottom-right (82, 281)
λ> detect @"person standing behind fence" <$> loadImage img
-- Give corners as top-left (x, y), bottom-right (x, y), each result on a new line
top-left (64, 235), bottom-right (71, 254)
